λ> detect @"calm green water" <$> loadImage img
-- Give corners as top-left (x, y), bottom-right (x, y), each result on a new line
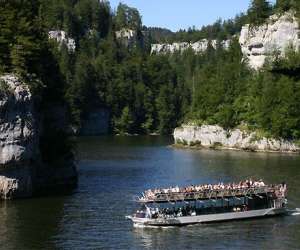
top-left (1, 136), bottom-right (300, 250)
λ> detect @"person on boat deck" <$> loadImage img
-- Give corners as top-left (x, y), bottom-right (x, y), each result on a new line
top-left (143, 179), bottom-right (269, 200)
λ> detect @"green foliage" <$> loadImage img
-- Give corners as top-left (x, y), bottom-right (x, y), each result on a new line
top-left (156, 84), bottom-right (177, 134)
top-left (114, 106), bottom-right (135, 134)
top-left (0, 0), bottom-right (46, 77)
top-left (0, 79), bottom-right (11, 94)
top-left (115, 3), bottom-right (142, 31)
top-left (3, 0), bottom-right (297, 142)
top-left (153, 14), bottom-right (249, 43)
top-left (177, 139), bottom-right (188, 146)
top-left (275, 0), bottom-right (300, 12)
top-left (210, 142), bottom-right (223, 149)
top-left (247, 0), bottom-right (272, 25)
top-left (175, 32), bottom-right (300, 141)
top-left (189, 140), bottom-right (202, 147)
top-left (40, 0), bottom-right (111, 39)
top-left (187, 38), bottom-right (249, 129)
top-left (0, 0), bottom-right (75, 165)
top-left (271, 48), bottom-right (300, 78)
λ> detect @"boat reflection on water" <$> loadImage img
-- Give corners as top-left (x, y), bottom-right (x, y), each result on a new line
top-left (131, 213), bottom-right (298, 250)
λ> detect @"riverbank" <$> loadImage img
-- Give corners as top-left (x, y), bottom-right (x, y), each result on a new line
top-left (174, 125), bottom-right (300, 154)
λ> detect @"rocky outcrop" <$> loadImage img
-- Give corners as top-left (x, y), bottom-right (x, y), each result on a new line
top-left (48, 30), bottom-right (76, 52)
top-left (174, 125), bottom-right (300, 153)
top-left (115, 28), bottom-right (138, 48)
top-left (239, 11), bottom-right (300, 69)
top-left (0, 75), bottom-right (77, 199)
top-left (151, 39), bottom-right (231, 54)
top-left (0, 75), bottom-right (38, 165)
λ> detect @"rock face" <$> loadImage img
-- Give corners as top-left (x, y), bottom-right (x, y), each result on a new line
top-left (48, 30), bottom-right (76, 52)
top-left (174, 125), bottom-right (300, 153)
top-left (0, 176), bottom-right (19, 200)
top-left (115, 28), bottom-right (138, 48)
top-left (0, 75), bottom-right (38, 165)
top-left (0, 75), bottom-right (77, 199)
top-left (79, 108), bottom-right (110, 136)
top-left (151, 39), bottom-right (231, 54)
top-left (239, 11), bottom-right (300, 69)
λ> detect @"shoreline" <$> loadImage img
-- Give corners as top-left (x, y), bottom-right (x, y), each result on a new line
top-left (171, 143), bottom-right (300, 155)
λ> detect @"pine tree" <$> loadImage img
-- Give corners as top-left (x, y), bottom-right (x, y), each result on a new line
top-left (0, 1), bottom-right (45, 77)
top-left (275, 0), bottom-right (299, 12)
top-left (115, 106), bottom-right (135, 134)
top-left (247, 0), bottom-right (272, 25)
top-left (0, 4), bottom-right (14, 73)
top-left (115, 3), bottom-right (142, 30)
top-left (276, 0), bottom-right (292, 11)
top-left (156, 84), bottom-right (177, 134)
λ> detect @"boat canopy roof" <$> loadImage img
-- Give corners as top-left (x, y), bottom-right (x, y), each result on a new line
top-left (138, 180), bottom-right (286, 203)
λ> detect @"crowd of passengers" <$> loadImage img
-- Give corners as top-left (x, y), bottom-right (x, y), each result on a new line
top-left (135, 204), bottom-right (250, 219)
top-left (142, 179), bottom-right (266, 200)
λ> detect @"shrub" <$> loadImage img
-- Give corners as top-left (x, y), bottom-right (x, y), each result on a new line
top-left (295, 140), bottom-right (300, 147)
top-left (210, 142), bottom-right (223, 149)
top-left (0, 79), bottom-right (11, 94)
top-left (190, 140), bottom-right (202, 147)
top-left (182, 139), bottom-right (188, 146)
top-left (175, 139), bottom-right (188, 145)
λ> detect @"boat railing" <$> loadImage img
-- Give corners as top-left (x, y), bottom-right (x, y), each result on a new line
top-left (139, 186), bottom-right (281, 203)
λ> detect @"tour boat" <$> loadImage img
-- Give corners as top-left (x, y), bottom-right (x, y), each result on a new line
top-left (126, 180), bottom-right (288, 227)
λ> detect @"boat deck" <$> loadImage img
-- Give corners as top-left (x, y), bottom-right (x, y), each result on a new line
top-left (139, 186), bottom-right (280, 203)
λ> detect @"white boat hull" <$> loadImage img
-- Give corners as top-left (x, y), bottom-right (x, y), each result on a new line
top-left (127, 207), bottom-right (287, 227)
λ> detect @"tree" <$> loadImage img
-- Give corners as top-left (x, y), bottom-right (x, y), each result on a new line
top-left (275, 0), bottom-right (300, 12)
top-left (247, 0), bottom-right (272, 25)
top-left (115, 3), bottom-right (142, 30)
top-left (156, 84), bottom-right (177, 134)
top-left (0, 4), bottom-right (14, 73)
top-left (115, 106), bottom-right (135, 134)
top-left (275, 0), bottom-right (292, 11)
top-left (10, 0), bottom-right (296, 142)
top-left (0, 1), bottom-right (45, 76)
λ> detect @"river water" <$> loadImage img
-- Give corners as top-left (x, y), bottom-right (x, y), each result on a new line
top-left (1, 136), bottom-right (300, 250)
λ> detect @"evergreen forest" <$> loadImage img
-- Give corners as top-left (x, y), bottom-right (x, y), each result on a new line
top-left (0, 0), bottom-right (300, 143)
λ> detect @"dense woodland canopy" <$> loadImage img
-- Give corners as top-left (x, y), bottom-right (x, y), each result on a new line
top-left (0, 0), bottom-right (300, 142)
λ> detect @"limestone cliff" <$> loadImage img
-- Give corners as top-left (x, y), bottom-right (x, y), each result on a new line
top-left (151, 39), bottom-right (231, 54)
top-left (174, 125), bottom-right (299, 153)
top-left (0, 75), bottom-right (38, 165)
top-left (48, 30), bottom-right (76, 52)
top-left (115, 28), bottom-right (139, 48)
top-left (0, 75), bottom-right (77, 199)
top-left (239, 11), bottom-right (300, 69)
